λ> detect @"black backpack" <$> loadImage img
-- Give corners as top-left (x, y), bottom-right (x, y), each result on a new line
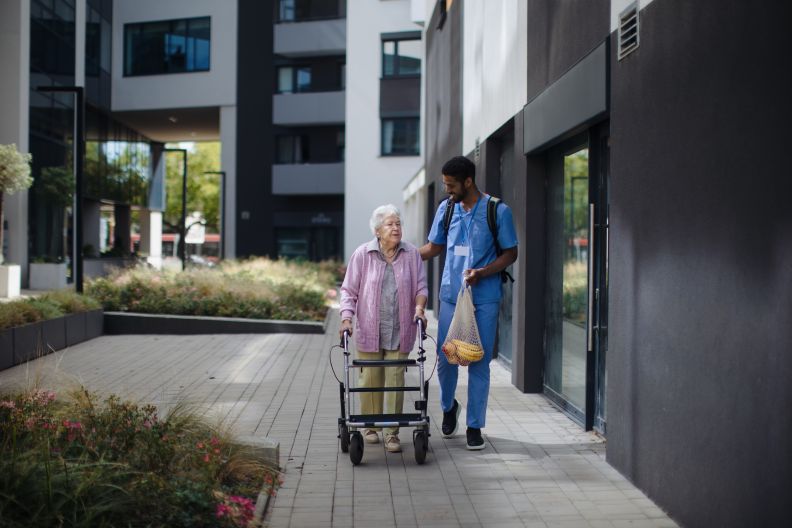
top-left (442, 196), bottom-right (514, 283)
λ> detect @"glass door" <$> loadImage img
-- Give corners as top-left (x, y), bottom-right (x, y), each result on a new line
top-left (543, 126), bottom-right (609, 432)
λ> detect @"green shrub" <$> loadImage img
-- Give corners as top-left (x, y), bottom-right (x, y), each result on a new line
top-left (0, 291), bottom-right (102, 331)
top-left (86, 258), bottom-right (339, 321)
top-left (0, 387), bottom-right (280, 527)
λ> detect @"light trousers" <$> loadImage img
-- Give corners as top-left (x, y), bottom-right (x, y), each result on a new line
top-left (358, 348), bottom-right (409, 436)
top-left (437, 300), bottom-right (499, 429)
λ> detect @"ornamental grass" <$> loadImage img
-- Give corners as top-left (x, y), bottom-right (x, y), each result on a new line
top-left (0, 291), bottom-right (102, 331)
top-left (0, 386), bottom-right (280, 527)
top-left (86, 258), bottom-right (341, 322)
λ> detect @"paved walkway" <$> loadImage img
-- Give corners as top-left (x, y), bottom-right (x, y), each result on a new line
top-left (0, 310), bottom-right (677, 528)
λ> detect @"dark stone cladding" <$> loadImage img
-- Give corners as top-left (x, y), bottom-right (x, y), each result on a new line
top-left (423, 0), bottom-right (463, 306)
top-left (606, 0), bottom-right (792, 526)
top-left (526, 0), bottom-right (610, 103)
top-left (236, 0), bottom-right (275, 257)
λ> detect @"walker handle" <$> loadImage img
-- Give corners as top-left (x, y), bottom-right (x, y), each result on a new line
top-left (341, 329), bottom-right (351, 351)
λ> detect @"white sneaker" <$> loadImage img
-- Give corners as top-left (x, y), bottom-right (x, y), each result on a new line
top-left (384, 434), bottom-right (401, 453)
top-left (363, 429), bottom-right (380, 444)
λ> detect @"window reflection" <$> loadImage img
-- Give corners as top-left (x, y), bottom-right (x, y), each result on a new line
top-left (124, 17), bottom-right (211, 76)
top-left (381, 118), bottom-right (419, 156)
top-left (382, 38), bottom-right (421, 78)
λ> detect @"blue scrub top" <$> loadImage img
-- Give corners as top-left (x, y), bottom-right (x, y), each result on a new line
top-left (428, 194), bottom-right (518, 305)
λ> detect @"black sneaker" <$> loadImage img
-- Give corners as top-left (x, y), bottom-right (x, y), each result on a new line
top-left (466, 427), bottom-right (485, 450)
top-left (441, 399), bottom-right (460, 438)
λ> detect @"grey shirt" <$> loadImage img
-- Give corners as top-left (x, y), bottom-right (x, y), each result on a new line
top-left (373, 240), bottom-right (406, 351)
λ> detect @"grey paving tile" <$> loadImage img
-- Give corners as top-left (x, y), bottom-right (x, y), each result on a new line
top-left (0, 310), bottom-right (676, 528)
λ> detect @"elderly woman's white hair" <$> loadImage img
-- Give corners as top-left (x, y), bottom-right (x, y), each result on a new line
top-left (369, 204), bottom-right (402, 236)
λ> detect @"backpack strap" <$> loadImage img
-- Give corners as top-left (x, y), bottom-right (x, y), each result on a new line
top-left (487, 196), bottom-right (515, 284)
top-left (442, 197), bottom-right (455, 233)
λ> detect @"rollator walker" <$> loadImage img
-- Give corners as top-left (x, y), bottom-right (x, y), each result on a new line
top-left (335, 320), bottom-right (432, 465)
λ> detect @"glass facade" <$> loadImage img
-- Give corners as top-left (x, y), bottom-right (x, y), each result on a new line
top-left (28, 0), bottom-right (153, 264)
top-left (86, 0), bottom-right (112, 109)
top-left (545, 146), bottom-right (590, 414)
top-left (124, 17), bottom-right (210, 76)
top-left (382, 38), bottom-right (421, 78)
top-left (381, 118), bottom-right (419, 156)
top-left (29, 0), bottom-right (77, 262)
top-left (85, 110), bottom-right (151, 206)
top-left (277, 66), bottom-right (312, 93)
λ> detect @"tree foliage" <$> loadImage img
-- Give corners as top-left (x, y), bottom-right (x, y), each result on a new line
top-left (0, 143), bottom-right (33, 194)
top-left (164, 142), bottom-right (221, 232)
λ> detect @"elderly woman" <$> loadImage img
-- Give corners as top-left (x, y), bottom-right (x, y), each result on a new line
top-left (340, 204), bottom-right (428, 453)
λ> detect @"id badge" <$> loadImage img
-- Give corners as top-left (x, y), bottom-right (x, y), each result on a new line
top-left (454, 245), bottom-right (470, 257)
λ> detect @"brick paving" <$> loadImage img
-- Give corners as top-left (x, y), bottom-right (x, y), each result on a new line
top-left (0, 310), bottom-right (678, 528)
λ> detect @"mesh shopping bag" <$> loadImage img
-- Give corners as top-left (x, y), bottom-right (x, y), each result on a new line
top-left (441, 283), bottom-right (484, 366)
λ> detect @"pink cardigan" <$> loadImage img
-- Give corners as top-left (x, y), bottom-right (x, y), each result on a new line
top-left (340, 239), bottom-right (428, 353)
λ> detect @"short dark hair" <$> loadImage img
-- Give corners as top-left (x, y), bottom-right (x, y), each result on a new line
top-left (441, 156), bottom-right (475, 183)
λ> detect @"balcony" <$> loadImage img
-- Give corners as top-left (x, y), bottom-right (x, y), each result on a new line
top-left (273, 91), bottom-right (345, 125)
top-left (272, 162), bottom-right (344, 195)
top-left (274, 18), bottom-right (346, 57)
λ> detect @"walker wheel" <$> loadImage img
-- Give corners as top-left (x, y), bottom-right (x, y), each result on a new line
top-left (349, 431), bottom-right (364, 465)
top-left (414, 429), bottom-right (428, 465)
top-left (339, 423), bottom-right (350, 453)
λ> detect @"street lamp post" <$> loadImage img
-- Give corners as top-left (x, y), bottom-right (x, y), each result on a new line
top-left (202, 171), bottom-right (226, 260)
top-left (164, 148), bottom-right (188, 270)
top-left (36, 85), bottom-right (85, 292)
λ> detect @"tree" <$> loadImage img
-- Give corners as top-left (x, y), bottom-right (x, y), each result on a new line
top-left (0, 144), bottom-right (33, 264)
top-left (164, 142), bottom-right (221, 233)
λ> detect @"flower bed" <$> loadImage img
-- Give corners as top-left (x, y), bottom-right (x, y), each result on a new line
top-left (86, 258), bottom-right (341, 322)
top-left (0, 387), bottom-right (281, 527)
top-left (0, 291), bottom-right (104, 370)
top-left (0, 290), bottom-right (101, 331)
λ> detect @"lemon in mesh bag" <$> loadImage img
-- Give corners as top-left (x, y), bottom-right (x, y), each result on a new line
top-left (441, 283), bottom-right (484, 366)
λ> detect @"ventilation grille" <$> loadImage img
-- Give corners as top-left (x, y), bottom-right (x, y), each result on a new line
top-left (618, 2), bottom-right (639, 60)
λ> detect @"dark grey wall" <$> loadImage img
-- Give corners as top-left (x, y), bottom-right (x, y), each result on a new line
top-left (526, 0), bottom-right (609, 102)
top-left (424, 0), bottom-right (463, 303)
top-left (237, 0), bottom-right (274, 257)
top-left (607, 1), bottom-right (792, 526)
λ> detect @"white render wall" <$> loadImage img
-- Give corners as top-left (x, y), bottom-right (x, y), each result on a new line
top-left (112, 0), bottom-right (237, 111)
top-left (462, 0), bottom-right (527, 156)
top-left (344, 0), bottom-right (423, 258)
top-left (0, 0), bottom-right (30, 273)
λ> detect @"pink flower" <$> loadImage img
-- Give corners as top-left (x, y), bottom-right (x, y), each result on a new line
top-left (196, 442), bottom-right (204, 449)
top-left (215, 503), bottom-right (230, 518)
top-left (142, 420), bottom-right (152, 429)
top-left (210, 436), bottom-right (220, 446)
top-left (203, 454), bottom-right (210, 463)
top-left (0, 400), bottom-right (16, 409)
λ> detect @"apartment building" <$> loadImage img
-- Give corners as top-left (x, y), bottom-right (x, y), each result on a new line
top-left (417, 0), bottom-right (790, 526)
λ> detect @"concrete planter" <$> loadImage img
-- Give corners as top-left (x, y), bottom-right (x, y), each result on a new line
top-left (0, 328), bottom-right (13, 370)
top-left (64, 312), bottom-right (87, 347)
top-left (84, 257), bottom-right (138, 279)
top-left (0, 311), bottom-right (104, 371)
top-left (29, 262), bottom-right (68, 290)
top-left (85, 309), bottom-right (104, 339)
top-left (104, 311), bottom-right (327, 335)
top-left (13, 321), bottom-right (43, 365)
top-left (0, 264), bottom-right (21, 298)
top-left (41, 317), bottom-right (66, 352)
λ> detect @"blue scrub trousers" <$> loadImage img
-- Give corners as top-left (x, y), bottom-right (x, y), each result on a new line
top-left (437, 300), bottom-right (499, 429)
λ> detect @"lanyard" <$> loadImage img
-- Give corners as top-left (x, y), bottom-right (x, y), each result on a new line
top-left (458, 194), bottom-right (482, 244)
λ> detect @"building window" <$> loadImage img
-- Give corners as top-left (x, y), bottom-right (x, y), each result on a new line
top-left (277, 0), bottom-right (345, 23)
top-left (277, 66), bottom-right (312, 93)
top-left (276, 135), bottom-right (309, 163)
top-left (124, 17), bottom-right (210, 76)
top-left (381, 118), bottom-right (419, 156)
top-left (382, 38), bottom-right (421, 78)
